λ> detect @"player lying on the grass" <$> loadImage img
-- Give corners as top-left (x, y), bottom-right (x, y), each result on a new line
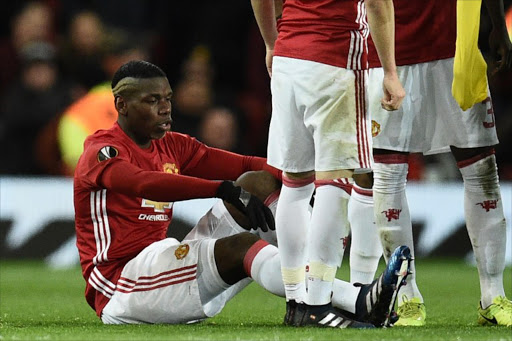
top-left (74, 60), bottom-right (411, 328)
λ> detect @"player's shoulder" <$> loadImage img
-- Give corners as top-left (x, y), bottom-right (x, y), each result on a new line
top-left (166, 131), bottom-right (195, 141)
top-left (161, 131), bottom-right (202, 147)
top-left (83, 126), bottom-right (129, 159)
top-left (85, 127), bottom-right (118, 148)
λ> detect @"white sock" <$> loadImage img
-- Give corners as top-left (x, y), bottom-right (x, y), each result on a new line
top-left (332, 279), bottom-right (361, 314)
top-left (306, 180), bottom-right (352, 306)
top-left (373, 158), bottom-right (423, 305)
top-left (244, 241), bottom-right (362, 314)
top-left (243, 240), bottom-right (285, 297)
top-left (276, 175), bottom-right (315, 302)
top-left (349, 184), bottom-right (382, 284)
top-left (458, 153), bottom-right (506, 307)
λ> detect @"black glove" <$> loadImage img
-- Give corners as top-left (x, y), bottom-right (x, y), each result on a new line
top-left (216, 181), bottom-right (275, 232)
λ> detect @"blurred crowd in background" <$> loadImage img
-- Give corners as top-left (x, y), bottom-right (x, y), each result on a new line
top-left (0, 0), bottom-right (511, 181)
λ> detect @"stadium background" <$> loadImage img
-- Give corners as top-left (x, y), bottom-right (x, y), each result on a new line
top-left (1, 1), bottom-right (512, 265)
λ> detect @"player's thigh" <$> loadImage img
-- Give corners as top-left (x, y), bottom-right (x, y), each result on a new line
top-left (101, 238), bottom-right (220, 324)
top-left (304, 67), bottom-right (371, 171)
top-left (268, 57), bottom-right (315, 173)
top-left (427, 59), bottom-right (498, 152)
top-left (370, 60), bottom-right (456, 153)
top-left (369, 65), bottom-right (420, 152)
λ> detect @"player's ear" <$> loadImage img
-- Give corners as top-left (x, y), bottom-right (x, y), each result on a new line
top-left (115, 95), bottom-right (127, 116)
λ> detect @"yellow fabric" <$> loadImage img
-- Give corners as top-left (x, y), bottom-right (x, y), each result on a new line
top-left (452, 0), bottom-right (488, 111)
top-left (57, 82), bottom-right (118, 175)
top-left (58, 114), bottom-right (90, 173)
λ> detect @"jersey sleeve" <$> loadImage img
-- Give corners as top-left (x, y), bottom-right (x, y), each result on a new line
top-left (171, 133), bottom-right (282, 181)
top-left (76, 139), bottom-right (221, 202)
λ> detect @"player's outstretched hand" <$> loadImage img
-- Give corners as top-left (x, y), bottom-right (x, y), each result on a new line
top-left (216, 181), bottom-right (275, 232)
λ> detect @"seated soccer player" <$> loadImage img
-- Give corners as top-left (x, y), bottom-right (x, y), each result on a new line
top-left (74, 60), bottom-right (412, 327)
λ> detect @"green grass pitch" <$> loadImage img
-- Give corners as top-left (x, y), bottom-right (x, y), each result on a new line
top-left (1, 259), bottom-right (511, 340)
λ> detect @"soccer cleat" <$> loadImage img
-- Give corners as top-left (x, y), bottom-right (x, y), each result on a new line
top-left (354, 245), bottom-right (412, 327)
top-left (284, 301), bottom-right (374, 329)
top-left (284, 300), bottom-right (301, 326)
top-left (393, 296), bottom-right (426, 326)
top-left (478, 296), bottom-right (512, 327)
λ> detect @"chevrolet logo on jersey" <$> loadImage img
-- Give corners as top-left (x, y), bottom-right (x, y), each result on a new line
top-left (97, 146), bottom-right (118, 162)
top-left (141, 199), bottom-right (173, 212)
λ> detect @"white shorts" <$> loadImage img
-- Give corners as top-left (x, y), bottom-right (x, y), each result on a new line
top-left (268, 56), bottom-right (372, 172)
top-left (101, 201), bottom-right (278, 325)
top-left (101, 238), bottom-right (227, 324)
top-left (368, 58), bottom-right (499, 154)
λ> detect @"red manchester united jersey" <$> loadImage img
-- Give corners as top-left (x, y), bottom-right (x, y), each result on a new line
top-left (74, 123), bottom-right (276, 316)
top-left (274, 0), bottom-right (369, 70)
top-left (368, 0), bottom-right (456, 67)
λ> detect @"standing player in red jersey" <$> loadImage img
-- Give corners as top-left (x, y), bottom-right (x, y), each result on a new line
top-left (349, 0), bottom-right (512, 327)
top-left (74, 60), bottom-right (410, 327)
top-left (251, 0), bottom-right (406, 327)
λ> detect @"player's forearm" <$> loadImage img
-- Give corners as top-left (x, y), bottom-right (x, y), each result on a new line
top-left (186, 146), bottom-right (282, 181)
top-left (482, 0), bottom-right (507, 30)
top-left (365, 0), bottom-right (398, 75)
top-left (99, 160), bottom-right (221, 202)
top-left (251, 0), bottom-right (278, 49)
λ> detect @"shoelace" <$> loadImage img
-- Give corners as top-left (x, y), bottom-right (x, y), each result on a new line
top-left (494, 296), bottom-right (512, 311)
top-left (398, 302), bottom-right (422, 317)
top-left (397, 295), bottom-right (423, 317)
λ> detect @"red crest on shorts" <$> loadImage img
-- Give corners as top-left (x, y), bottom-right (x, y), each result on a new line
top-left (175, 244), bottom-right (190, 260)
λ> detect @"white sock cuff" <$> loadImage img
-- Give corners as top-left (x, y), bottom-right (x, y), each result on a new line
top-left (458, 154), bottom-right (500, 194)
top-left (243, 240), bottom-right (274, 278)
top-left (314, 178), bottom-right (353, 196)
top-left (351, 184), bottom-right (373, 205)
top-left (282, 174), bottom-right (315, 188)
top-left (373, 162), bottom-right (408, 194)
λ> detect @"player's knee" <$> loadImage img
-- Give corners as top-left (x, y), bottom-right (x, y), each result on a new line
top-left (235, 170), bottom-right (281, 202)
top-left (214, 232), bottom-right (261, 285)
top-left (450, 146), bottom-right (495, 164)
top-left (217, 232), bottom-right (260, 254)
top-left (373, 155), bottom-right (409, 193)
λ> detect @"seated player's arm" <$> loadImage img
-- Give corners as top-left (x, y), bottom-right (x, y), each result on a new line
top-left (184, 146), bottom-right (282, 181)
top-left (96, 158), bottom-right (222, 202)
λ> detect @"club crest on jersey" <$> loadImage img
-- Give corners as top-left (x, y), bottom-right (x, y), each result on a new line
top-left (163, 163), bottom-right (179, 174)
top-left (97, 146), bottom-right (118, 162)
top-left (175, 244), bottom-right (190, 260)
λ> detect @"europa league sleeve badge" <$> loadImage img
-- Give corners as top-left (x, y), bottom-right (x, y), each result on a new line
top-left (97, 146), bottom-right (119, 162)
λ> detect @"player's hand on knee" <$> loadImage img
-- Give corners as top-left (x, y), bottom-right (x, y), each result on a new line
top-left (216, 181), bottom-right (275, 232)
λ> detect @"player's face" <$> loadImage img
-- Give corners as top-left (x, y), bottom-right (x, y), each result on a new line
top-left (124, 77), bottom-right (173, 148)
